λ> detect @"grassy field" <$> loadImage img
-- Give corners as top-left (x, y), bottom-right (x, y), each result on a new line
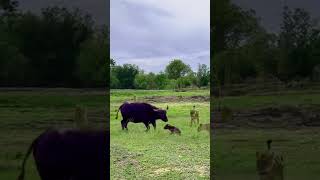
top-left (214, 128), bottom-right (320, 180)
top-left (0, 89), bottom-right (107, 180)
top-left (213, 92), bottom-right (320, 180)
top-left (110, 89), bottom-right (210, 179)
top-left (2, 88), bottom-right (319, 180)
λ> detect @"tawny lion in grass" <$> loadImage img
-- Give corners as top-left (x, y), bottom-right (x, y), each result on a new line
top-left (256, 140), bottom-right (284, 180)
top-left (190, 105), bottom-right (200, 126)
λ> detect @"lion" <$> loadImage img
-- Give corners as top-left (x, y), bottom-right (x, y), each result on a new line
top-left (190, 105), bottom-right (200, 126)
top-left (256, 140), bottom-right (284, 180)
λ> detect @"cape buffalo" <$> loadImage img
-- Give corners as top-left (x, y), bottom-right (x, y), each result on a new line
top-left (17, 128), bottom-right (108, 180)
top-left (115, 102), bottom-right (168, 131)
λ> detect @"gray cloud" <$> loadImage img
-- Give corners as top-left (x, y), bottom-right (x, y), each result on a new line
top-left (111, 0), bottom-right (210, 73)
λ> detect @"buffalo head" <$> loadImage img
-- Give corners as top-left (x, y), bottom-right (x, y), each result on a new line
top-left (154, 109), bottom-right (168, 122)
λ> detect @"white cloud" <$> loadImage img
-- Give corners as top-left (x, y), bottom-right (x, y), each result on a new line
top-left (111, 0), bottom-right (210, 72)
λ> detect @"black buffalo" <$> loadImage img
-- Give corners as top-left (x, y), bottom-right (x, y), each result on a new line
top-left (17, 128), bottom-right (108, 180)
top-left (116, 102), bottom-right (168, 131)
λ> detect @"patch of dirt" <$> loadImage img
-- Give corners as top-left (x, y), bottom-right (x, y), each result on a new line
top-left (213, 105), bottom-right (320, 129)
top-left (153, 167), bottom-right (172, 175)
top-left (194, 165), bottom-right (210, 177)
top-left (141, 95), bottom-right (209, 103)
top-left (152, 165), bottom-right (209, 177)
top-left (111, 145), bottom-right (142, 169)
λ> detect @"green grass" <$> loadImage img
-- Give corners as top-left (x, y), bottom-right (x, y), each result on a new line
top-left (3, 88), bottom-right (319, 179)
top-left (213, 91), bottom-right (320, 180)
top-left (0, 89), bottom-right (107, 180)
top-left (214, 128), bottom-right (320, 180)
top-left (110, 89), bottom-right (210, 179)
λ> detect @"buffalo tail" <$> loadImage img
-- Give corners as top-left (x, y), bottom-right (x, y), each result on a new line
top-left (116, 103), bottom-right (128, 119)
top-left (115, 105), bottom-right (122, 119)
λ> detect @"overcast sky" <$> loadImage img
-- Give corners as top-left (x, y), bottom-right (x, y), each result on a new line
top-left (232, 0), bottom-right (320, 32)
top-left (110, 0), bottom-right (210, 73)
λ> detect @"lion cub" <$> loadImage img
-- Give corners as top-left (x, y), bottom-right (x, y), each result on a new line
top-left (256, 140), bottom-right (284, 180)
top-left (164, 124), bottom-right (181, 135)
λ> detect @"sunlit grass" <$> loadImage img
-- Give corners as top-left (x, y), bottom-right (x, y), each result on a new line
top-left (110, 90), bottom-right (210, 179)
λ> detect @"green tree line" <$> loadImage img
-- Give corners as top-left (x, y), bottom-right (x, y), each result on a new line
top-left (0, 0), bottom-right (108, 87)
top-left (110, 59), bottom-right (210, 90)
top-left (212, 0), bottom-right (320, 86)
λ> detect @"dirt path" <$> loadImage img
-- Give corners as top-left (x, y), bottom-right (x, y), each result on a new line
top-left (141, 95), bottom-right (209, 103)
top-left (213, 105), bottom-right (320, 129)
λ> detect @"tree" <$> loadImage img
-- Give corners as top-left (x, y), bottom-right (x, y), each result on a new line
top-left (155, 72), bottom-right (169, 89)
top-left (0, 43), bottom-right (29, 86)
top-left (0, 0), bottom-right (18, 15)
top-left (110, 58), bottom-right (115, 66)
top-left (12, 7), bottom-right (94, 86)
top-left (75, 27), bottom-right (108, 87)
top-left (212, 0), bottom-right (260, 86)
top-left (279, 6), bottom-right (317, 81)
top-left (196, 64), bottom-right (210, 87)
top-left (110, 58), bottom-right (119, 88)
top-left (110, 72), bottom-right (119, 89)
top-left (134, 72), bottom-right (169, 90)
top-left (243, 31), bottom-right (279, 81)
top-left (165, 59), bottom-right (192, 79)
top-left (212, 0), bottom-right (260, 54)
top-left (134, 73), bottom-right (149, 89)
top-left (113, 64), bottom-right (139, 89)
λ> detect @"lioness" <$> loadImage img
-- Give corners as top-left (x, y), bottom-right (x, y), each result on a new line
top-left (190, 105), bottom-right (200, 126)
top-left (256, 140), bottom-right (284, 180)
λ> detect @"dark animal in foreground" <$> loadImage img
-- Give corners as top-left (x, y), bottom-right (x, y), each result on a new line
top-left (116, 102), bottom-right (168, 131)
top-left (164, 124), bottom-right (181, 135)
top-left (190, 105), bottom-right (200, 126)
top-left (17, 128), bottom-right (108, 180)
top-left (198, 123), bottom-right (211, 132)
top-left (256, 140), bottom-right (284, 180)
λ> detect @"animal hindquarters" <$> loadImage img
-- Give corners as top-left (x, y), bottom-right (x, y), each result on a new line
top-left (33, 130), bottom-right (107, 180)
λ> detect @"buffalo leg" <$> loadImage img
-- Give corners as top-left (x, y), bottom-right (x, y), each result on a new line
top-left (121, 119), bottom-right (129, 130)
top-left (125, 122), bottom-right (128, 130)
top-left (121, 120), bottom-right (125, 130)
top-left (144, 122), bottom-right (150, 131)
top-left (151, 121), bottom-right (156, 130)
